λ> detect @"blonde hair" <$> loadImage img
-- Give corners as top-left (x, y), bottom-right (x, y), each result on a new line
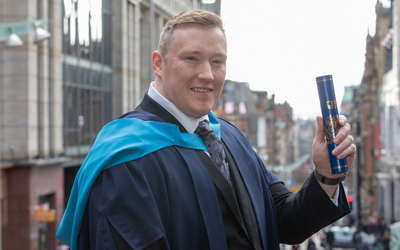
top-left (158, 9), bottom-right (225, 61)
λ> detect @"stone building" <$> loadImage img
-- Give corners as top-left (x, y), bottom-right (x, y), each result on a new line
top-left (354, 2), bottom-right (391, 219)
top-left (340, 85), bottom-right (358, 199)
top-left (214, 80), bottom-right (264, 150)
top-left (377, 0), bottom-right (400, 223)
top-left (213, 81), bottom-right (303, 187)
top-left (0, 0), bottom-right (218, 249)
top-left (274, 102), bottom-right (294, 167)
top-left (213, 80), bottom-right (286, 168)
top-left (348, 1), bottom-right (400, 223)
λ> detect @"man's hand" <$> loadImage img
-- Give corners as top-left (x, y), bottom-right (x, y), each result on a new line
top-left (312, 115), bottom-right (356, 196)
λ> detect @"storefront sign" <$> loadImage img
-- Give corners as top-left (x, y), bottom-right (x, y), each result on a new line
top-left (35, 208), bottom-right (56, 222)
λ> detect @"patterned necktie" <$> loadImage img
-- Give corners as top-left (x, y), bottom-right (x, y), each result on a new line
top-left (195, 120), bottom-right (231, 184)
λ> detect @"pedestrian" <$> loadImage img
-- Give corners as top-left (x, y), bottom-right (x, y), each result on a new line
top-left (374, 232), bottom-right (384, 250)
top-left (325, 227), bottom-right (335, 250)
top-left (307, 236), bottom-right (317, 250)
top-left (376, 217), bottom-right (390, 237)
top-left (56, 9), bottom-right (356, 250)
top-left (352, 226), bottom-right (363, 250)
top-left (382, 229), bottom-right (391, 250)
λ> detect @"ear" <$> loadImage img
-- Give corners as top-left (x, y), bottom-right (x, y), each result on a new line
top-left (152, 51), bottom-right (163, 78)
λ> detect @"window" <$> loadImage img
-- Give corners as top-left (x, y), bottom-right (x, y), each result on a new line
top-left (62, 0), bottom-right (113, 151)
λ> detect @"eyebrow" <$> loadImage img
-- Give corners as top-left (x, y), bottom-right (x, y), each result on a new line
top-left (183, 50), bottom-right (227, 58)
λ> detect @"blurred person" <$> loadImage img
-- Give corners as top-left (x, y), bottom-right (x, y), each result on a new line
top-left (325, 227), bottom-right (335, 250)
top-left (307, 236), bottom-right (317, 250)
top-left (364, 217), bottom-right (375, 235)
top-left (56, 9), bottom-right (356, 250)
top-left (376, 217), bottom-right (390, 236)
top-left (352, 226), bottom-right (363, 250)
top-left (374, 232), bottom-right (384, 250)
top-left (346, 214), bottom-right (356, 227)
top-left (381, 229), bottom-right (390, 250)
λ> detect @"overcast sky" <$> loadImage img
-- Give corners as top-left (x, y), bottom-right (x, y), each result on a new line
top-left (220, 0), bottom-right (390, 119)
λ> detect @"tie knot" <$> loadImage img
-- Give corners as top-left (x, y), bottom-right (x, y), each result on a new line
top-left (195, 120), bottom-right (213, 137)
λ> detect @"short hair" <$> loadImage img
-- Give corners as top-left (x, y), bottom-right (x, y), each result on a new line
top-left (158, 9), bottom-right (225, 62)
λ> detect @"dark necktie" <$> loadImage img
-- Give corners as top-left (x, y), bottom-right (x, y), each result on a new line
top-left (195, 120), bottom-right (231, 185)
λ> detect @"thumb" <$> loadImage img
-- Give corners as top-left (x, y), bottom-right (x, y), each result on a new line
top-left (314, 116), bottom-right (326, 144)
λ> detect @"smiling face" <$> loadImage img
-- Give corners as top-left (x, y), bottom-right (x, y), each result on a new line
top-left (153, 23), bottom-right (227, 118)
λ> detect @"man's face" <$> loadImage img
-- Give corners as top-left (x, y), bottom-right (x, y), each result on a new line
top-left (154, 24), bottom-right (227, 118)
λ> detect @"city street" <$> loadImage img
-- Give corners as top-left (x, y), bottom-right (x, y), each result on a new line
top-left (283, 233), bottom-right (355, 250)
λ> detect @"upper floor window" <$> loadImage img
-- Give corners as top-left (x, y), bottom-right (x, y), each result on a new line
top-left (62, 0), bottom-right (112, 65)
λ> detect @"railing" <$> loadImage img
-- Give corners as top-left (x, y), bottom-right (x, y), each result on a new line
top-left (0, 20), bottom-right (50, 42)
top-left (267, 153), bottom-right (311, 172)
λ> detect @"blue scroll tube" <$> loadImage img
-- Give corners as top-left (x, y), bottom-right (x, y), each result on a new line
top-left (316, 75), bottom-right (348, 174)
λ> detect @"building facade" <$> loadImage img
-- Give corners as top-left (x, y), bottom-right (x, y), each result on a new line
top-left (378, 0), bottom-right (400, 223)
top-left (345, 0), bottom-right (400, 223)
top-left (0, 0), bottom-right (218, 249)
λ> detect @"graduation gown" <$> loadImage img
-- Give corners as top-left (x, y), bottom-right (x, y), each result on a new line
top-left (57, 95), bottom-right (350, 250)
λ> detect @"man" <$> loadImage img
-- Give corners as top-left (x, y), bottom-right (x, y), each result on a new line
top-left (57, 10), bottom-right (356, 250)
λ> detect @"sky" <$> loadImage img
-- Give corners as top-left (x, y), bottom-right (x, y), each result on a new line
top-left (219, 0), bottom-right (391, 120)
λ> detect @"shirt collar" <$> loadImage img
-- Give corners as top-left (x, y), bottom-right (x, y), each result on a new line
top-left (148, 82), bottom-right (209, 133)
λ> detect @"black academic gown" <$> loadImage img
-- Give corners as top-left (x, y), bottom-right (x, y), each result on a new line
top-left (78, 94), bottom-right (350, 250)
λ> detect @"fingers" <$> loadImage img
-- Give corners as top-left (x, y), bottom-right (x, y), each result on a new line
top-left (332, 136), bottom-right (356, 159)
top-left (333, 116), bottom-right (351, 145)
top-left (342, 143), bottom-right (356, 159)
top-left (331, 115), bottom-right (355, 159)
top-left (339, 115), bottom-right (347, 125)
top-left (314, 116), bottom-right (325, 144)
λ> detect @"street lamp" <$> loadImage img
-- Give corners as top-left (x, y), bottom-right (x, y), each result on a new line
top-left (34, 26), bottom-right (51, 43)
top-left (5, 28), bottom-right (23, 47)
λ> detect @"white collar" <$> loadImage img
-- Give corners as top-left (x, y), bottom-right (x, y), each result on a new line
top-left (148, 82), bottom-right (209, 133)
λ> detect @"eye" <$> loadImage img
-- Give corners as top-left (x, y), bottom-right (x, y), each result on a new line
top-left (212, 58), bottom-right (226, 65)
top-left (187, 57), bottom-right (197, 61)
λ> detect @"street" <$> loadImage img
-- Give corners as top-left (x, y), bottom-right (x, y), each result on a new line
top-left (283, 232), bottom-right (356, 250)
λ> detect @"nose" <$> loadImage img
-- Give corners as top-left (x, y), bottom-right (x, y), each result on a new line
top-left (198, 61), bottom-right (214, 82)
